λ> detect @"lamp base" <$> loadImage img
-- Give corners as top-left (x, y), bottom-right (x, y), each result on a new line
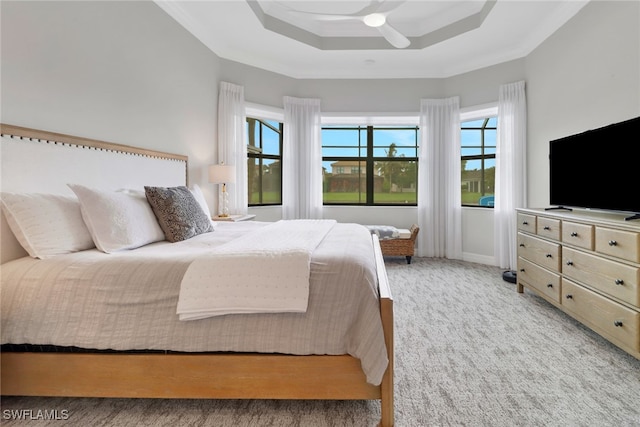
top-left (219, 185), bottom-right (230, 218)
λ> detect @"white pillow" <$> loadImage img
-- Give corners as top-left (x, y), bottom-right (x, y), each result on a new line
top-left (68, 184), bottom-right (165, 253)
top-left (189, 184), bottom-right (217, 230)
top-left (0, 192), bottom-right (95, 259)
top-left (190, 184), bottom-right (212, 218)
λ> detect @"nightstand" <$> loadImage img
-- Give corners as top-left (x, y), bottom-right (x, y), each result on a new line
top-left (212, 214), bottom-right (256, 222)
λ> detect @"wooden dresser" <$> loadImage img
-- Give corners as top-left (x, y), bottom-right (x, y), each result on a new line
top-left (516, 208), bottom-right (640, 359)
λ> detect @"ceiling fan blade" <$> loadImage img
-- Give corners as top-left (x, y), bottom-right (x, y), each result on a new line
top-left (377, 22), bottom-right (410, 48)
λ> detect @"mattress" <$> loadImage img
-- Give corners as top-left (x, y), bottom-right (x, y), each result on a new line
top-left (0, 221), bottom-right (388, 385)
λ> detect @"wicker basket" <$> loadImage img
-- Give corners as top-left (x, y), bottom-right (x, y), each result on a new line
top-left (379, 224), bottom-right (419, 264)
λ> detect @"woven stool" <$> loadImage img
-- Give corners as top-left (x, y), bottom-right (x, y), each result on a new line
top-left (367, 224), bottom-right (420, 264)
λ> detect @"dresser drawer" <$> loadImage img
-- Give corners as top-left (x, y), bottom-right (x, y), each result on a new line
top-left (563, 247), bottom-right (640, 306)
top-left (562, 279), bottom-right (639, 352)
top-left (562, 221), bottom-right (594, 250)
top-left (537, 217), bottom-right (561, 240)
top-left (517, 213), bottom-right (537, 234)
top-left (595, 227), bottom-right (640, 263)
top-left (517, 257), bottom-right (561, 303)
top-left (517, 233), bottom-right (561, 272)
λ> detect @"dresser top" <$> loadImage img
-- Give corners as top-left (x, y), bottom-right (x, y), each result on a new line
top-left (517, 208), bottom-right (640, 232)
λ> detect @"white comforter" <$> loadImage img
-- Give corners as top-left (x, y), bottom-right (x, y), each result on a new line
top-left (177, 220), bottom-right (336, 320)
top-left (1, 221), bottom-right (388, 385)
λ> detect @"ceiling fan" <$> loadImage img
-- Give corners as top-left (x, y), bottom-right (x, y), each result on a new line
top-left (279, 0), bottom-right (411, 49)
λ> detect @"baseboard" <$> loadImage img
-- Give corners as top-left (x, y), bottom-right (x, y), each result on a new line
top-left (461, 252), bottom-right (496, 266)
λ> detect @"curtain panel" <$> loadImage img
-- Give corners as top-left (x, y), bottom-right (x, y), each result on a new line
top-left (418, 97), bottom-right (462, 259)
top-left (494, 81), bottom-right (527, 269)
top-left (217, 81), bottom-right (248, 215)
top-left (282, 96), bottom-right (323, 220)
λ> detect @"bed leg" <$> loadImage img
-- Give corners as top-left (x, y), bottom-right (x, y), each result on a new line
top-left (405, 256), bottom-right (412, 264)
top-left (379, 369), bottom-right (394, 427)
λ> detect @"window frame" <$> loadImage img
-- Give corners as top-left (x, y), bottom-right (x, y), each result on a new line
top-left (460, 105), bottom-right (498, 208)
top-left (244, 105), bottom-right (505, 210)
top-left (246, 117), bottom-right (283, 207)
top-left (322, 124), bottom-right (419, 206)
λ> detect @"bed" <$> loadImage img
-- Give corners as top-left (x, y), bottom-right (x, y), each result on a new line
top-left (0, 124), bottom-right (394, 426)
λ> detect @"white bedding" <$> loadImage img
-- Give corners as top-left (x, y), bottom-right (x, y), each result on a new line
top-left (177, 220), bottom-right (336, 320)
top-left (1, 221), bottom-right (388, 385)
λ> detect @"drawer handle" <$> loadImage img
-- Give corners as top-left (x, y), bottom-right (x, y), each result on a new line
top-left (570, 232), bottom-right (578, 237)
top-left (519, 243), bottom-right (525, 247)
top-left (615, 279), bottom-right (624, 286)
top-left (566, 260), bottom-right (573, 266)
top-left (546, 253), bottom-right (553, 258)
top-left (522, 221), bottom-right (529, 225)
top-left (519, 268), bottom-right (525, 273)
top-left (543, 226), bottom-right (550, 230)
top-left (565, 294), bottom-right (573, 299)
top-left (614, 320), bottom-right (624, 327)
top-left (608, 240), bottom-right (617, 246)
top-left (547, 283), bottom-right (553, 288)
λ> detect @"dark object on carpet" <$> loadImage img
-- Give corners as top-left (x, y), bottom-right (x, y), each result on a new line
top-left (502, 270), bottom-right (517, 283)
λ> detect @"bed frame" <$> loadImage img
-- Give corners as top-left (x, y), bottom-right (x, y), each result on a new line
top-left (0, 124), bottom-right (395, 426)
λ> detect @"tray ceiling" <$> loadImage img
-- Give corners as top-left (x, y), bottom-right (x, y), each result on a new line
top-left (155, 0), bottom-right (589, 79)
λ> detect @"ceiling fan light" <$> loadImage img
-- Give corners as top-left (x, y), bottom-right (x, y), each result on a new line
top-left (363, 13), bottom-right (386, 28)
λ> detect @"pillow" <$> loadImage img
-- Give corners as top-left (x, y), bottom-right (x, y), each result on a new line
top-left (144, 186), bottom-right (214, 242)
top-left (190, 184), bottom-right (212, 219)
top-left (68, 184), bottom-right (165, 253)
top-left (0, 192), bottom-right (95, 258)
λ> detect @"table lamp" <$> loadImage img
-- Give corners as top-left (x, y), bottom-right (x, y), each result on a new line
top-left (208, 163), bottom-right (236, 217)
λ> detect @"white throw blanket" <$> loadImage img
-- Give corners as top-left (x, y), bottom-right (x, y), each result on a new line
top-left (177, 220), bottom-right (336, 320)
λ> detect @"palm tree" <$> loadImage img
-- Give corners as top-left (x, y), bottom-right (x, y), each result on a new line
top-left (378, 143), bottom-right (401, 192)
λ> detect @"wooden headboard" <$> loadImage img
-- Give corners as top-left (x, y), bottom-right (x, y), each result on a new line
top-left (0, 123), bottom-right (188, 263)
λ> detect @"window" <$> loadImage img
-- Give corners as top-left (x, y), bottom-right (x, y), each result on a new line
top-left (246, 117), bottom-right (282, 205)
top-left (461, 117), bottom-right (496, 207)
top-left (322, 125), bottom-right (419, 205)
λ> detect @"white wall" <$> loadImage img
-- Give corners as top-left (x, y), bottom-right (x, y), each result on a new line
top-left (2, 1), bottom-right (638, 266)
top-left (525, 0), bottom-right (640, 208)
top-left (1, 0), bottom-right (222, 208)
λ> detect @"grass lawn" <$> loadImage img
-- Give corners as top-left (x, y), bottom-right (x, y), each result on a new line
top-left (252, 191), bottom-right (489, 205)
top-left (323, 192), bottom-right (416, 204)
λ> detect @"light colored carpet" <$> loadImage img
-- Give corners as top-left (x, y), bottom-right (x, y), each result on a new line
top-left (2, 258), bottom-right (639, 426)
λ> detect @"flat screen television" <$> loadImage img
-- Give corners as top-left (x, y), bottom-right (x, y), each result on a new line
top-left (549, 116), bottom-right (640, 221)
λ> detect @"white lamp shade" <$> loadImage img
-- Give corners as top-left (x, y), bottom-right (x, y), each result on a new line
top-left (208, 164), bottom-right (236, 184)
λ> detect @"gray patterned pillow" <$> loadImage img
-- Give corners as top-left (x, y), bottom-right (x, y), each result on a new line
top-left (144, 186), bottom-right (213, 242)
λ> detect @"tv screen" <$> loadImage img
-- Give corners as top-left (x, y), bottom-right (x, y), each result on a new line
top-left (549, 116), bottom-right (640, 216)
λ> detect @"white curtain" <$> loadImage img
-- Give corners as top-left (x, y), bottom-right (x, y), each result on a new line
top-left (418, 97), bottom-right (462, 259)
top-left (217, 81), bottom-right (247, 215)
top-left (282, 96), bottom-right (323, 220)
top-left (494, 81), bottom-right (527, 269)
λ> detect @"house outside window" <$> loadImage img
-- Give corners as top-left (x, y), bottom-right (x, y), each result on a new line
top-left (246, 117), bottom-right (282, 206)
top-left (461, 117), bottom-right (496, 207)
top-left (322, 125), bottom-right (419, 205)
